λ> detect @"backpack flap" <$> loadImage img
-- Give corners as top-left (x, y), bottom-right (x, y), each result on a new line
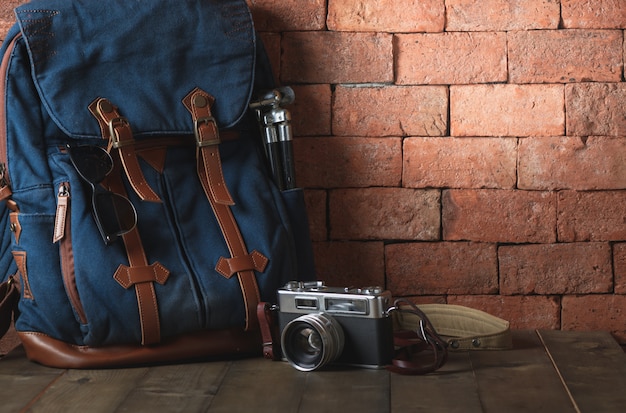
top-left (15, 0), bottom-right (255, 138)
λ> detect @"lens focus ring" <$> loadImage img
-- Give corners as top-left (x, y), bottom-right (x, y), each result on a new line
top-left (281, 313), bottom-right (344, 372)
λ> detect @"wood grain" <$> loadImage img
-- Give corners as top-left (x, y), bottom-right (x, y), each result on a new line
top-left (2, 331), bottom-right (626, 412)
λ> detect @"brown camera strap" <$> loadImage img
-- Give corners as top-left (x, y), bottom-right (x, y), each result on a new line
top-left (387, 300), bottom-right (449, 375)
top-left (257, 302), bottom-right (281, 361)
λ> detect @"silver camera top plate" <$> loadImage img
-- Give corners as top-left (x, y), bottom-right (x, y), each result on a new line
top-left (277, 281), bottom-right (392, 319)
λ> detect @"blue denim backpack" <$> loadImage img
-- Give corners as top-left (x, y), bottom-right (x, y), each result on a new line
top-left (0, 0), bottom-right (315, 368)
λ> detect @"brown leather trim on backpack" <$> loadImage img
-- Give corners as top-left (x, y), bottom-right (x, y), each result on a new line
top-left (11, 251), bottom-right (32, 300)
top-left (182, 88), bottom-right (234, 205)
top-left (215, 250), bottom-right (268, 279)
top-left (87, 98), bottom-right (172, 346)
top-left (207, 187), bottom-right (263, 332)
top-left (17, 328), bottom-right (262, 369)
top-left (106, 166), bottom-right (169, 346)
top-left (183, 88), bottom-right (265, 332)
top-left (137, 147), bottom-right (168, 174)
top-left (88, 98), bottom-right (161, 203)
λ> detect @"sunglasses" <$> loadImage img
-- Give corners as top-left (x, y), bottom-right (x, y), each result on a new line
top-left (67, 144), bottom-right (137, 244)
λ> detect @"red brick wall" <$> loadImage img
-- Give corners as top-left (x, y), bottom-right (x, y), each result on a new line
top-left (248, 0), bottom-right (626, 343)
top-left (2, 1), bottom-right (625, 343)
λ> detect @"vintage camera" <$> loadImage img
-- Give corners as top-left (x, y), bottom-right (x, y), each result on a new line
top-left (277, 281), bottom-right (395, 371)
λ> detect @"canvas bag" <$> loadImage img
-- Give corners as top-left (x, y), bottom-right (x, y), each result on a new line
top-left (0, 0), bottom-right (315, 368)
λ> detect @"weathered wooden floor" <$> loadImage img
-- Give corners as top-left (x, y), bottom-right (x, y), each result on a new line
top-left (1, 330), bottom-right (625, 412)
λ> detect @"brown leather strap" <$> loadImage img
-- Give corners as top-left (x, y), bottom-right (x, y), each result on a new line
top-left (388, 330), bottom-right (448, 375)
top-left (88, 98), bottom-right (161, 203)
top-left (88, 99), bottom-right (167, 345)
top-left (17, 327), bottom-right (262, 369)
top-left (387, 300), bottom-right (448, 375)
top-left (11, 252), bottom-right (32, 300)
top-left (200, 156), bottom-right (262, 332)
top-left (182, 88), bottom-right (234, 206)
top-left (105, 167), bottom-right (168, 346)
top-left (183, 88), bottom-right (263, 331)
top-left (257, 302), bottom-right (281, 361)
top-left (216, 250), bottom-right (268, 279)
top-left (114, 263), bottom-right (170, 288)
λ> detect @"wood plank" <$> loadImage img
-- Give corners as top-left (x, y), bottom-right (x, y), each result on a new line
top-left (114, 360), bottom-right (231, 412)
top-left (469, 330), bottom-right (578, 413)
top-left (537, 330), bottom-right (626, 413)
top-left (0, 347), bottom-right (66, 412)
top-left (299, 367), bottom-right (390, 413)
top-left (207, 358), bottom-right (308, 412)
top-left (391, 351), bottom-right (483, 413)
top-left (24, 366), bottom-right (150, 412)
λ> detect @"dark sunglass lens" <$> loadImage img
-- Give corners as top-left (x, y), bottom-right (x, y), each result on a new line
top-left (93, 191), bottom-right (137, 241)
top-left (69, 146), bottom-right (113, 184)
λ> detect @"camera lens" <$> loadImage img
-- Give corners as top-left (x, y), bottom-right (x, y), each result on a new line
top-left (281, 313), bottom-right (344, 371)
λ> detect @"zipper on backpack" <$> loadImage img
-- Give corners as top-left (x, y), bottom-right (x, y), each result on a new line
top-left (56, 182), bottom-right (88, 324)
top-left (53, 183), bottom-right (70, 242)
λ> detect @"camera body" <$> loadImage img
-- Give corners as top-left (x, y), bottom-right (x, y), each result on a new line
top-left (277, 281), bottom-right (394, 371)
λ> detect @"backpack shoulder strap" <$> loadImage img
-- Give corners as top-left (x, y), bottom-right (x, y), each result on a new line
top-left (0, 31), bottom-right (22, 202)
top-left (1, 32), bottom-right (23, 340)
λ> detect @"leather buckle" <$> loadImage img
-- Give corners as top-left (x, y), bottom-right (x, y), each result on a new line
top-left (194, 116), bottom-right (221, 147)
